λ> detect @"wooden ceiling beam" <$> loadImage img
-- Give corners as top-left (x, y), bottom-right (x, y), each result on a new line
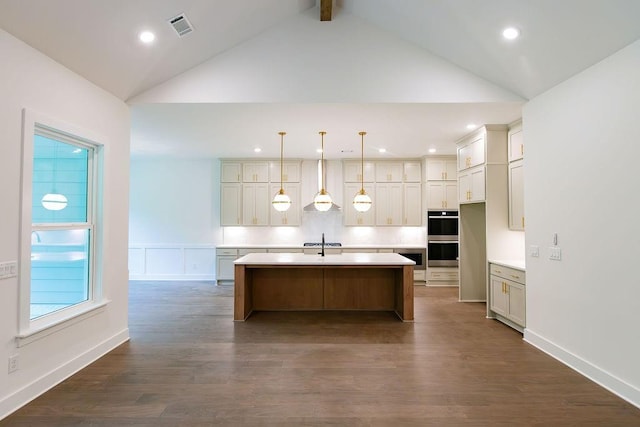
top-left (320, 0), bottom-right (332, 21)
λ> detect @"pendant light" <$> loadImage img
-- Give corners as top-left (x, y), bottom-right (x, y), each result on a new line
top-left (272, 131), bottom-right (292, 212)
top-left (353, 131), bottom-right (372, 212)
top-left (42, 141), bottom-right (68, 211)
top-left (313, 131), bottom-right (333, 211)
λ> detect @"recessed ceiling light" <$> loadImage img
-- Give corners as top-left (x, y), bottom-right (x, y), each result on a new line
top-left (254, 147), bottom-right (262, 153)
top-left (502, 27), bottom-right (520, 40)
top-left (466, 123), bottom-right (477, 130)
top-left (139, 31), bottom-right (155, 44)
top-left (428, 148), bottom-right (436, 154)
top-left (316, 148), bottom-right (323, 153)
top-left (378, 148), bottom-right (386, 153)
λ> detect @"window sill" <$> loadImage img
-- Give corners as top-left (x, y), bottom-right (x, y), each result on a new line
top-left (16, 300), bottom-right (110, 347)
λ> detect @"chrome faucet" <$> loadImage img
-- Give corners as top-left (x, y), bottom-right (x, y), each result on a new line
top-left (319, 233), bottom-right (325, 257)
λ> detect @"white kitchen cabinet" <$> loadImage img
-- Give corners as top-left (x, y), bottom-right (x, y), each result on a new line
top-left (221, 162), bottom-right (242, 182)
top-left (426, 181), bottom-right (458, 210)
top-left (458, 165), bottom-right (485, 203)
top-left (216, 248), bottom-right (238, 284)
top-left (427, 267), bottom-right (459, 284)
top-left (269, 183), bottom-right (301, 226)
top-left (242, 183), bottom-right (270, 225)
top-left (375, 162), bottom-right (404, 182)
top-left (509, 159), bottom-right (525, 230)
top-left (269, 161), bottom-right (301, 183)
top-left (343, 183), bottom-right (375, 226)
top-left (302, 247), bottom-right (342, 255)
top-left (489, 262), bottom-right (526, 331)
top-left (375, 183), bottom-right (403, 225)
top-left (242, 162), bottom-right (269, 182)
top-left (221, 183), bottom-right (242, 226)
top-left (508, 123), bottom-right (524, 162)
top-left (426, 159), bottom-right (457, 181)
top-left (403, 161), bottom-right (422, 182)
top-left (343, 160), bottom-right (375, 183)
top-left (403, 183), bottom-right (422, 225)
top-left (457, 134), bottom-right (485, 171)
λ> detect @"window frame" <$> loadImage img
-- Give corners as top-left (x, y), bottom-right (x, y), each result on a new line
top-left (18, 108), bottom-right (106, 345)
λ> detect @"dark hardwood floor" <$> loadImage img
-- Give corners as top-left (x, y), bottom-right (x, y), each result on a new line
top-left (3, 282), bottom-right (639, 426)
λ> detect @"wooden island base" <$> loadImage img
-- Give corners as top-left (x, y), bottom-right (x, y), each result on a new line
top-left (234, 264), bottom-right (414, 322)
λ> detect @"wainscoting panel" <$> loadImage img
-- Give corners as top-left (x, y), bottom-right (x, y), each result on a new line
top-left (128, 245), bottom-right (215, 281)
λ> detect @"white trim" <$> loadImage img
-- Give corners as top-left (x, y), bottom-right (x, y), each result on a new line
top-left (0, 329), bottom-right (129, 420)
top-left (16, 301), bottom-right (110, 347)
top-left (129, 274), bottom-right (216, 281)
top-left (524, 329), bottom-right (640, 409)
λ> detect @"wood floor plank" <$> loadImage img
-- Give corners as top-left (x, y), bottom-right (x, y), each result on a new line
top-left (1, 281), bottom-right (639, 426)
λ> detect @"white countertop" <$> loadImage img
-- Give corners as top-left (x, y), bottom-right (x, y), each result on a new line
top-left (489, 259), bottom-right (526, 270)
top-left (234, 252), bottom-right (415, 266)
top-left (218, 244), bottom-right (425, 249)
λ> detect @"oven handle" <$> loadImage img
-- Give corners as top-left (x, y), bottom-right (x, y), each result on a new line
top-left (428, 216), bottom-right (459, 219)
top-left (428, 240), bottom-right (459, 244)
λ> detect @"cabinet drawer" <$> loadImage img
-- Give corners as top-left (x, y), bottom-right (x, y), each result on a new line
top-left (238, 248), bottom-right (267, 256)
top-left (428, 268), bottom-right (459, 281)
top-left (217, 248), bottom-right (238, 256)
top-left (489, 263), bottom-right (525, 284)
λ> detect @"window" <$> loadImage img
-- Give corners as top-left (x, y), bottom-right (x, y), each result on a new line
top-left (19, 109), bottom-right (103, 337)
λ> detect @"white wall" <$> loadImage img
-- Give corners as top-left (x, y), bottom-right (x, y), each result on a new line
top-left (0, 29), bottom-right (130, 418)
top-left (523, 39), bottom-right (640, 407)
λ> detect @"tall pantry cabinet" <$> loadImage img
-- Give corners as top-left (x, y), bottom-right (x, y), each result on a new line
top-left (457, 125), bottom-right (510, 301)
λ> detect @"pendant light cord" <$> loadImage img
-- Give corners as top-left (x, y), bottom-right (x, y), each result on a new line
top-left (359, 131), bottom-right (366, 192)
top-left (319, 131), bottom-right (326, 192)
top-left (278, 131), bottom-right (285, 191)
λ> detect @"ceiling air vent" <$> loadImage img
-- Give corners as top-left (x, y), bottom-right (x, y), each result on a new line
top-left (168, 13), bottom-right (194, 37)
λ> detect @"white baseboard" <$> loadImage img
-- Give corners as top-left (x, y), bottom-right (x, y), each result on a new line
top-left (129, 274), bottom-right (215, 281)
top-left (0, 329), bottom-right (130, 420)
top-left (524, 329), bottom-right (640, 409)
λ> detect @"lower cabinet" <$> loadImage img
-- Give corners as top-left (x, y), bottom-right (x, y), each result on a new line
top-left (489, 262), bottom-right (525, 331)
top-left (427, 267), bottom-right (459, 285)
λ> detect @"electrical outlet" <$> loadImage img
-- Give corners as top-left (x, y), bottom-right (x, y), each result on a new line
top-left (0, 261), bottom-right (18, 280)
top-left (530, 245), bottom-right (539, 258)
top-left (549, 247), bottom-right (562, 261)
top-left (8, 354), bottom-right (19, 373)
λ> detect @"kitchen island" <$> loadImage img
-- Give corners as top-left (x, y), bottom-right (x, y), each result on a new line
top-left (234, 252), bottom-right (415, 322)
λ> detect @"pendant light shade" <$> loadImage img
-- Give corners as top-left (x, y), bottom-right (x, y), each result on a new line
top-left (272, 131), bottom-right (292, 212)
top-left (353, 131), bottom-right (372, 212)
top-left (313, 131), bottom-right (333, 211)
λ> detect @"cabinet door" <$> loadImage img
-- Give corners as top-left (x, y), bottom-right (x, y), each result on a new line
top-left (490, 275), bottom-right (508, 317)
top-left (216, 255), bottom-right (237, 281)
top-left (458, 134), bottom-right (485, 170)
top-left (426, 182), bottom-right (445, 209)
top-left (242, 183), bottom-right (270, 225)
top-left (375, 183), bottom-right (403, 225)
top-left (444, 181), bottom-right (458, 210)
top-left (403, 183), bottom-right (422, 225)
top-left (270, 161), bottom-right (301, 183)
top-left (221, 162), bottom-right (241, 182)
top-left (403, 161), bottom-right (421, 182)
top-left (269, 183), bottom-right (301, 226)
top-left (427, 159), bottom-right (457, 181)
top-left (508, 128), bottom-right (524, 162)
top-left (243, 162), bottom-right (269, 182)
top-left (509, 160), bottom-right (525, 230)
top-left (344, 183), bottom-right (375, 226)
top-left (343, 160), bottom-right (375, 183)
top-left (376, 162), bottom-right (403, 182)
top-left (506, 281), bottom-right (526, 326)
top-left (221, 183), bottom-right (242, 225)
top-left (459, 166), bottom-right (485, 203)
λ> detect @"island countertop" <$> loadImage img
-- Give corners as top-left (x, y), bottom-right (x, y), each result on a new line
top-left (234, 252), bottom-right (415, 266)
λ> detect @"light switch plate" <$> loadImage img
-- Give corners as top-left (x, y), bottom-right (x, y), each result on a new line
top-left (530, 245), bottom-right (539, 257)
top-left (0, 261), bottom-right (18, 280)
top-left (549, 247), bottom-right (562, 261)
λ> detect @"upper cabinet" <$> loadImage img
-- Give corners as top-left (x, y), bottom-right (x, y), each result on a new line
top-left (375, 162), bottom-right (404, 182)
top-left (242, 162), bottom-right (269, 182)
top-left (343, 183), bottom-right (375, 226)
top-left (426, 159), bottom-right (457, 181)
top-left (508, 121), bottom-right (525, 230)
top-left (343, 160), bottom-right (375, 183)
top-left (403, 161), bottom-right (422, 182)
top-left (456, 125), bottom-right (508, 204)
top-left (221, 162), bottom-right (242, 183)
top-left (269, 161), bottom-right (301, 183)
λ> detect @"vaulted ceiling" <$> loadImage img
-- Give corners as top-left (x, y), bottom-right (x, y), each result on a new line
top-left (1, 0), bottom-right (639, 158)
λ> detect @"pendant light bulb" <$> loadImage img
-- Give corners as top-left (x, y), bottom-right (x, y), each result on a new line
top-left (272, 132), bottom-right (292, 212)
top-left (314, 131), bottom-right (333, 211)
top-left (353, 131), bottom-right (372, 212)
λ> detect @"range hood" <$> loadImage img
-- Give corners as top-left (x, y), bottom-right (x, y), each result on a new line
top-left (303, 160), bottom-right (341, 211)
